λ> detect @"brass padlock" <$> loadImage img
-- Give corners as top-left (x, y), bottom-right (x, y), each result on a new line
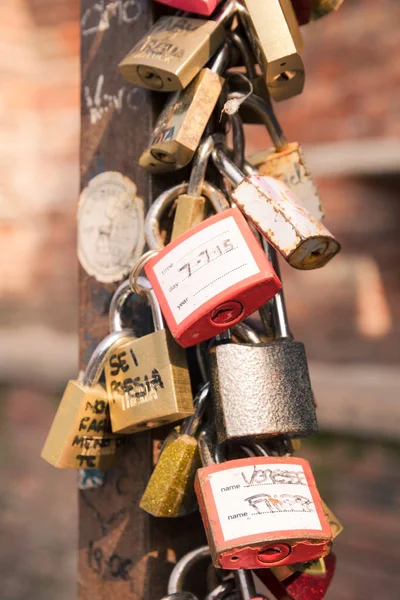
top-left (139, 382), bottom-right (210, 517)
top-left (237, 0), bottom-right (305, 101)
top-left (105, 278), bottom-right (194, 434)
top-left (118, 0), bottom-right (237, 92)
top-left (139, 43), bottom-right (230, 174)
top-left (41, 330), bottom-right (130, 469)
top-left (311, 0), bottom-right (345, 20)
top-left (213, 148), bottom-right (340, 270)
top-left (243, 94), bottom-right (323, 221)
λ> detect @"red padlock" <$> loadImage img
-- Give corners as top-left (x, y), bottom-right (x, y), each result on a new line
top-left (255, 553), bottom-right (337, 600)
top-left (152, 0), bottom-right (220, 16)
top-left (144, 208), bottom-right (281, 348)
top-left (195, 455), bottom-right (333, 570)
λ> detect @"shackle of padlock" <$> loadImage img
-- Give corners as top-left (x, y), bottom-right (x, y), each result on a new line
top-left (160, 594), bottom-right (199, 600)
top-left (167, 546), bottom-right (211, 595)
top-left (234, 570), bottom-right (266, 600)
top-left (109, 276), bottom-right (163, 335)
top-left (212, 146), bottom-right (340, 270)
top-left (119, 0), bottom-right (237, 92)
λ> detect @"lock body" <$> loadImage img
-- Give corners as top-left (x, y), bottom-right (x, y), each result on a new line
top-left (231, 175), bottom-right (340, 269)
top-left (145, 208), bottom-right (282, 347)
top-left (153, 0), bottom-right (220, 16)
top-left (140, 69), bottom-right (224, 173)
top-left (41, 381), bottom-right (121, 469)
top-left (195, 457), bottom-right (332, 570)
top-left (106, 329), bottom-right (193, 433)
top-left (249, 144), bottom-right (324, 221)
top-left (119, 16), bottom-right (225, 92)
top-left (210, 340), bottom-right (317, 443)
top-left (239, 0), bottom-right (305, 101)
top-left (140, 433), bottom-right (200, 517)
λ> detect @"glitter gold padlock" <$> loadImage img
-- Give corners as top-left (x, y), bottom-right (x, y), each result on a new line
top-left (140, 382), bottom-right (210, 517)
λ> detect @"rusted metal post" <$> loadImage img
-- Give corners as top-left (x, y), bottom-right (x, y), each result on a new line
top-left (78, 1), bottom-right (205, 598)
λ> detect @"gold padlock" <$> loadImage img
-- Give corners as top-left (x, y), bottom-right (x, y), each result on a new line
top-left (105, 278), bottom-right (194, 434)
top-left (118, 0), bottom-right (237, 92)
top-left (242, 94), bottom-right (324, 221)
top-left (311, 0), bottom-right (345, 20)
top-left (41, 330), bottom-right (130, 469)
top-left (237, 0), bottom-right (305, 101)
top-left (139, 43), bottom-right (230, 173)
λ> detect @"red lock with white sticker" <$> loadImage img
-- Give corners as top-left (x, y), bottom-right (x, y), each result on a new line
top-left (195, 457), bottom-right (332, 570)
top-left (144, 208), bottom-right (281, 347)
top-left (152, 0), bottom-right (220, 17)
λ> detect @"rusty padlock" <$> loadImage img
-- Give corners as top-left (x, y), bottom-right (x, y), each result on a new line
top-left (212, 147), bottom-right (340, 270)
top-left (195, 428), bottom-right (332, 570)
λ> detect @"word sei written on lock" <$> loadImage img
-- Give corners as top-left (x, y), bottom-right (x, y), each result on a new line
top-left (144, 208), bottom-right (282, 347)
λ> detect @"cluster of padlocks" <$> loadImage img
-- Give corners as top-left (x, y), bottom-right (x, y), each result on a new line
top-left (42, 0), bottom-right (345, 597)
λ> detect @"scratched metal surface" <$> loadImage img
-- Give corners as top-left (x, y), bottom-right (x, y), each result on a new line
top-left (78, 2), bottom-right (206, 598)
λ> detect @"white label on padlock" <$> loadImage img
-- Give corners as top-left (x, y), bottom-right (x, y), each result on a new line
top-left (151, 215), bottom-right (260, 325)
top-left (208, 462), bottom-right (323, 542)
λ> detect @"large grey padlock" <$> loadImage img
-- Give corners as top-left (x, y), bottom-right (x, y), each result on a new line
top-left (210, 245), bottom-right (317, 444)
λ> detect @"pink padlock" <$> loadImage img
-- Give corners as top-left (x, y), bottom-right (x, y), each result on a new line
top-left (153, 0), bottom-right (220, 17)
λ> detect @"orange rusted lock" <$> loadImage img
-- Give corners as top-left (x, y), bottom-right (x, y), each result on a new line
top-left (144, 207), bottom-right (281, 348)
top-left (195, 455), bottom-right (332, 570)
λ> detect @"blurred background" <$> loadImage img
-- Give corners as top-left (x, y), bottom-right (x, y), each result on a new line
top-left (0, 0), bottom-right (399, 599)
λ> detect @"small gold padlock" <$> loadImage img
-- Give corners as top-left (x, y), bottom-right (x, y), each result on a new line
top-left (105, 278), bottom-right (194, 434)
top-left (118, 0), bottom-right (237, 92)
top-left (41, 330), bottom-right (130, 469)
top-left (139, 43), bottom-right (230, 173)
top-left (238, 0), bottom-right (305, 101)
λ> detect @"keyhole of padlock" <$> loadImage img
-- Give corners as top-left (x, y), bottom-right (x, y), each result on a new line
top-left (210, 301), bottom-right (243, 325)
top-left (150, 149), bottom-right (177, 165)
top-left (257, 543), bottom-right (291, 564)
top-left (137, 66), bottom-right (164, 90)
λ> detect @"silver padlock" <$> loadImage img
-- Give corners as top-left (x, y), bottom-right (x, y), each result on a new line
top-left (210, 242), bottom-right (317, 444)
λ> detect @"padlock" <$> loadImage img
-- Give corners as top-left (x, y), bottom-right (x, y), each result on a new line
top-left (105, 278), bottom-right (194, 433)
top-left (211, 236), bottom-right (316, 444)
top-left (212, 148), bottom-right (340, 270)
top-left (143, 201), bottom-right (282, 347)
top-left (310, 0), bottom-right (345, 20)
top-left (195, 428), bottom-right (332, 570)
top-left (153, 0), bottom-right (220, 17)
top-left (241, 94), bottom-right (323, 221)
top-left (139, 43), bottom-right (230, 174)
top-left (118, 0), bottom-right (237, 92)
top-left (237, 0), bottom-right (305, 101)
top-left (139, 382), bottom-right (209, 517)
top-left (322, 500), bottom-right (343, 539)
top-left (41, 329), bottom-right (130, 469)
top-left (256, 552), bottom-right (336, 600)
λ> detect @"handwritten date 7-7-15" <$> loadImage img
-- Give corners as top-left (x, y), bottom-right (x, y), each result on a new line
top-left (178, 238), bottom-right (234, 280)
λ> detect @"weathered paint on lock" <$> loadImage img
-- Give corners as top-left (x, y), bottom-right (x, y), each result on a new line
top-left (145, 208), bottom-right (282, 347)
top-left (231, 175), bottom-right (340, 270)
top-left (153, 0), bottom-right (220, 16)
top-left (250, 143), bottom-right (324, 221)
top-left (195, 457), bottom-right (333, 570)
